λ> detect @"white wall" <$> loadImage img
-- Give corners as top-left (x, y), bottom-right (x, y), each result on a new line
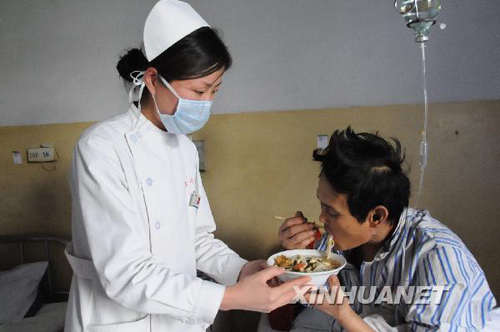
top-left (1, 0), bottom-right (499, 126)
top-left (0, 0), bottom-right (157, 126)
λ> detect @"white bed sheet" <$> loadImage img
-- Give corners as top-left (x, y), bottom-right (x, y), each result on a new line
top-left (0, 302), bottom-right (66, 332)
top-left (483, 307), bottom-right (500, 332)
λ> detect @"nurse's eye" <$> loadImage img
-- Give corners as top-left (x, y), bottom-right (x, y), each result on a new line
top-left (194, 90), bottom-right (205, 95)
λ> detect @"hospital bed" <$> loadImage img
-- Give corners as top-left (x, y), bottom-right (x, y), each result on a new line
top-left (0, 235), bottom-right (70, 332)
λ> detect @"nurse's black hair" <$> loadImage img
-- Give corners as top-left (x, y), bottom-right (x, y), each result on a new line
top-left (313, 127), bottom-right (410, 225)
top-left (116, 27), bottom-right (232, 83)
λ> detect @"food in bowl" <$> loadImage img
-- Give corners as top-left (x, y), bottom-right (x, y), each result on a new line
top-left (267, 249), bottom-right (347, 286)
top-left (273, 254), bottom-right (341, 273)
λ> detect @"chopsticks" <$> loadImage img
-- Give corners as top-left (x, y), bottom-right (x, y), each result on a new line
top-left (326, 235), bottom-right (335, 259)
top-left (275, 215), bottom-right (333, 257)
top-left (274, 216), bottom-right (325, 228)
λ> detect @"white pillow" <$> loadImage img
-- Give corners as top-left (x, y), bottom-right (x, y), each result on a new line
top-left (0, 261), bottom-right (48, 325)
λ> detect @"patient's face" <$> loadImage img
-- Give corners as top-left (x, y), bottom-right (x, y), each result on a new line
top-left (316, 175), bottom-right (371, 251)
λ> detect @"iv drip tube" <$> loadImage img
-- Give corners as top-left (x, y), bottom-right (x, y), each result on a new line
top-left (414, 42), bottom-right (428, 208)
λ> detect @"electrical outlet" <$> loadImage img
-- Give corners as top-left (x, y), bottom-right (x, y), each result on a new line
top-left (27, 148), bottom-right (54, 162)
top-left (13, 151), bottom-right (22, 164)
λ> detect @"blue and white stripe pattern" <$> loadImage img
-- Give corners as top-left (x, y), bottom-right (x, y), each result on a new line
top-left (315, 208), bottom-right (496, 331)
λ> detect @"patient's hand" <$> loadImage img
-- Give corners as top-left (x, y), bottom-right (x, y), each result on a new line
top-left (279, 211), bottom-right (316, 249)
top-left (309, 276), bottom-right (375, 331)
top-left (311, 275), bottom-right (350, 319)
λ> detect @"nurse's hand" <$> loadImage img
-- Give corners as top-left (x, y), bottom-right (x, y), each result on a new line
top-left (220, 266), bottom-right (311, 313)
top-left (279, 211), bottom-right (316, 249)
top-left (238, 260), bottom-right (268, 281)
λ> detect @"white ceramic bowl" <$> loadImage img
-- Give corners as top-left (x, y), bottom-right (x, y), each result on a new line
top-left (267, 249), bottom-right (346, 287)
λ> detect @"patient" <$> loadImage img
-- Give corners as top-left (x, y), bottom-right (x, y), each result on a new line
top-left (276, 127), bottom-right (496, 331)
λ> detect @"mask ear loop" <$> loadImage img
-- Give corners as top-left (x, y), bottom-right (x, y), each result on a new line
top-left (155, 76), bottom-right (182, 122)
top-left (129, 70), bottom-right (146, 130)
top-left (151, 93), bottom-right (164, 119)
top-left (159, 76), bottom-right (181, 99)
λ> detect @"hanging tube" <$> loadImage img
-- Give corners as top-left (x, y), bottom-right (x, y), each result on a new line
top-left (414, 42), bottom-right (428, 208)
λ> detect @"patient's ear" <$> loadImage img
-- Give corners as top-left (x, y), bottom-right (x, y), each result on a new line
top-left (368, 206), bottom-right (389, 227)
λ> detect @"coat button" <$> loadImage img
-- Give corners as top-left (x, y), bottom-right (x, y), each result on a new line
top-left (130, 134), bottom-right (138, 143)
top-left (146, 178), bottom-right (153, 186)
top-left (155, 221), bottom-right (161, 230)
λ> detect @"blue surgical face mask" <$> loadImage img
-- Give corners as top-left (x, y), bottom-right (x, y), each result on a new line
top-left (151, 76), bottom-right (213, 135)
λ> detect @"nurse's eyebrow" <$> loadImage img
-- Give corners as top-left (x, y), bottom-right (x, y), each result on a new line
top-left (199, 80), bottom-right (222, 88)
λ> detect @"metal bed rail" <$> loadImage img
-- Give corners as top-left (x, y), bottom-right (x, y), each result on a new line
top-left (0, 235), bottom-right (70, 300)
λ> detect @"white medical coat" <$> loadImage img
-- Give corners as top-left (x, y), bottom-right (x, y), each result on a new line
top-left (64, 106), bottom-right (247, 332)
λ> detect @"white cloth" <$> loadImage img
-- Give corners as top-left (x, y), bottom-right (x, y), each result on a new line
top-left (0, 303), bottom-right (67, 332)
top-left (482, 307), bottom-right (500, 331)
top-left (144, 0), bottom-right (209, 61)
top-left (64, 105), bottom-right (247, 332)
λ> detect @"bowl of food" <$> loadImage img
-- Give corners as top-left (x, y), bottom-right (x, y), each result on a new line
top-left (267, 249), bottom-right (346, 287)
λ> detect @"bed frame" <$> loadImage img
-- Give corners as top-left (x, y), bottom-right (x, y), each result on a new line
top-left (0, 235), bottom-right (71, 302)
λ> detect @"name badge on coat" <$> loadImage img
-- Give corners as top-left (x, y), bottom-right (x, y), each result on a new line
top-left (189, 191), bottom-right (201, 209)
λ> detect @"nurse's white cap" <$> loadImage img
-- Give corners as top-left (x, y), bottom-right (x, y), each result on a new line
top-left (143, 0), bottom-right (210, 62)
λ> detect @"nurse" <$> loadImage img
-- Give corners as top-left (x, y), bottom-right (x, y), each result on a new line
top-left (64, 1), bottom-right (310, 331)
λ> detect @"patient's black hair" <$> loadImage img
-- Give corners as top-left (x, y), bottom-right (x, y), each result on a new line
top-left (313, 127), bottom-right (410, 225)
